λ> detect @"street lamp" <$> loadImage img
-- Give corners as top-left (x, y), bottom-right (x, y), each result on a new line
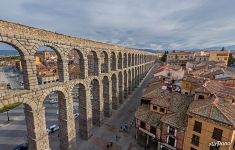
top-left (6, 111), bottom-right (10, 121)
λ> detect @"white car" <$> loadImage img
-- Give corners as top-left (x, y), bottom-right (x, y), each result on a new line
top-left (74, 113), bottom-right (79, 119)
top-left (47, 125), bottom-right (59, 134)
top-left (49, 100), bottom-right (57, 104)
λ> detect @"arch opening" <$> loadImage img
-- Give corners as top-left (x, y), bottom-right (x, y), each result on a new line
top-left (35, 46), bottom-right (60, 85)
top-left (110, 52), bottom-right (116, 71)
top-left (118, 52), bottom-right (122, 69)
top-left (0, 42), bottom-right (25, 90)
top-left (88, 51), bottom-right (99, 76)
top-left (100, 51), bottom-right (109, 73)
top-left (90, 79), bottom-right (101, 126)
top-left (68, 49), bottom-right (85, 80)
top-left (102, 76), bottom-right (111, 117)
top-left (111, 74), bottom-right (118, 109)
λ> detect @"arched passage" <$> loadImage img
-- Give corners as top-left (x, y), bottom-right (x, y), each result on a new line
top-left (90, 79), bottom-right (102, 126)
top-left (132, 68), bottom-right (135, 90)
top-left (135, 54), bottom-right (138, 65)
top-left (0, 42), bottom-right (29, 90)
top-left (43, 90), bottom-right (75, 150)
top-left (88, 51), bottom-right (99, 76)
top-left (35, 45), bottom-right (62, 85)
top-left (118, 52), bottom-right (122, 69)
top-left (68, 49), bottom-right (85, 80)
top-left (137, 66), bottom-right (140, 83)
top-left (110, 52), bottom-right (116, 71)
top-left (137, 54), bottom-right (140, 65)
top-left (128, 69), bottom-right (131, 94)
top-left (118, 72), bottom-right (123, 104)
top-left (100, 51), bottom-right (109, 73)
top-left (124, 70), bottom-right (128, 99)
top-left (102, 76), bottom-right (111, 117)
top-left (132, 54), bottom-right (134, 66)
top-left (71, 83), bottom-right (86, 140)
top-left (128, 53), bottom-right (131, 67)
top-left (111, 74), bottom-right (118, 109)
top-left (123, 53), bottom-right (127, 68)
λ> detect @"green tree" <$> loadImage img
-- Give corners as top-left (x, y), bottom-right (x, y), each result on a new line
top-left (0, 102), bottom-right (22, 121)
top-left (175, 54), bottom-right (178, 60)
top-left (160, 51), bottom-right (167, 62)
top-left (221, 47), bottom-right (225, 51)
top-left (227, 53), bottom-right (235, 66)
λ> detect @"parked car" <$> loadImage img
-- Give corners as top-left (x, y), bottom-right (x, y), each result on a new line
top-left (74, 113), bottom-right (79, 119)
top-left (13, 143), bottom-right (28, 150)
top-left (49, 100), bottom-right (57, 104)
top-left (47, 125), bottom-right (59, 134)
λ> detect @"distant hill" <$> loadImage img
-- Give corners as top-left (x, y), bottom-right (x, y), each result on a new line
top-left (203, 45), bottom-right (235, 51)
top-left (139, 49), bottom-right (165, 53)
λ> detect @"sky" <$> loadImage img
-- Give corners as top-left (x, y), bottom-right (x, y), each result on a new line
top-left (0, 0), bottom-right (235, 50)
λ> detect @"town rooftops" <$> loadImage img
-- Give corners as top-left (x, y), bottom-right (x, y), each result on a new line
top-left (168, 52), bottom-right (192, 55)
top-left (136, 78), bottom-right (191, 129)
top-left (188, 96), bottom-right (235, 128)
top-left (205, 80), bottom-right (235, 98)
top-left (135, 105), bottom-right (162, 127)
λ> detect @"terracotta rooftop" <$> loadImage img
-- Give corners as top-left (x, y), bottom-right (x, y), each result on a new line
top-left (188, 96), bottom-right (235, 128)
top-left (168, 52), bottom-right (191, 55)
top-left (205, 80), bottom-right (235, 98)
top-left (137, 78), bottom-right (191, 129)
top-left (135, 105), bottom-right (162, 127)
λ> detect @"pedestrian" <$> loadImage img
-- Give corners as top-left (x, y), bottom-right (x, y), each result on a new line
top-left (110, 142), bottom-right (113, 147)
top-left (106, 144), bottom-right (109, 149)
top-left (115, 135), bottom-right (118, 141)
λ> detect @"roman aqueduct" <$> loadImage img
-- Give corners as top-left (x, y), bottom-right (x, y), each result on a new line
top-left (0, 20), bottom-right (156, 150)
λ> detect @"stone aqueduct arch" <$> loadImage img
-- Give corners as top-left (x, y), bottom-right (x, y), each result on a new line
top-left (0, 20), bottom-right (156, 150)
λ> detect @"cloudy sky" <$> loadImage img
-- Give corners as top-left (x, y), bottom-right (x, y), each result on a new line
top-left (0, 0), bottom-right (235, 50)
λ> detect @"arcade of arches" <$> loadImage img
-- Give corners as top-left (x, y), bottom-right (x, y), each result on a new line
top-left (0, 20), bottom-right (156, 150)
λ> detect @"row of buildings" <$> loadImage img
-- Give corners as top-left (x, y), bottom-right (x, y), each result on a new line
top-left (166, 50), bottom-right (231, 66)
top-left (134, 64), bottom-right (235, 150)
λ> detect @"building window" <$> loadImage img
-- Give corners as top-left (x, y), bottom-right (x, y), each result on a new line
top-left (191, 147), bottom-right (197, 150)
top-left (140, 121), bottom-right (146, 129)
top-left (160, 107), bottom-right (165, 113)
top-left (212, 128), bottom-right (223, 141)
top-left (167, 136), bottom-right (176, 147)
top-left (168, 126), bottom-right (176, 136)
top-left (153, 105), bottom-right (158, 111)
top-left (150, 126), bottom-right (156, 134)
top-left (193, 121), bottom-right (202, 133)
top-left (160, 145), bottom-right (168, 150)
top-left (191, 134), bottom-right (200, 146)
top-left (210, 145), bottom-right (220, 150)
top-left (198, 95), bottom-right (204, 99)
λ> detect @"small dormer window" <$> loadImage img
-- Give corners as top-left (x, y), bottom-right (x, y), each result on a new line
top-left (198, 95), bottom-right (204, 100)
top-left (160, 107), bottom-right (165, 113)
top-left (153, 105), bottom-right (158, 111)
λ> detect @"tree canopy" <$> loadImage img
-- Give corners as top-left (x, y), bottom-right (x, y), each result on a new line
top-left (160, 51), bottom-right (168, 62)
top-left (227, 53), bottom-right (235, 66)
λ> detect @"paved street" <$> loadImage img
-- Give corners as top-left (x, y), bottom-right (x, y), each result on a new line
top-left (0, 63), bottom-right (158, 150)
top-left (0, 66), bottom-right (23, 90)
top-left (75, 63), bottom-right (158, 150)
